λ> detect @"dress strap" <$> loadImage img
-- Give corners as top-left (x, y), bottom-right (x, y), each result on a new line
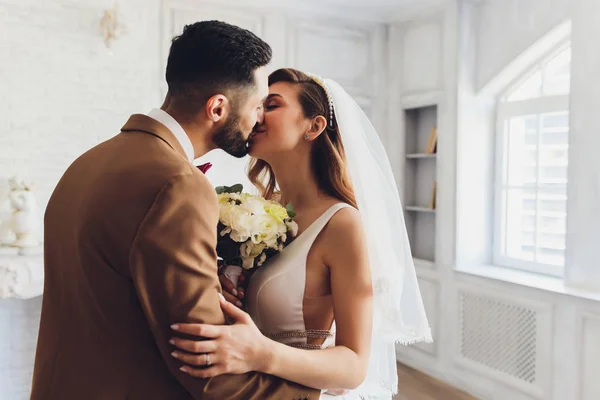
top-left (299, 203), bottom-right (353, 247)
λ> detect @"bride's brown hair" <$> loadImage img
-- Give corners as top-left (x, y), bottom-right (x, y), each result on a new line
top-left (247, 68), bottom-right (357, 208)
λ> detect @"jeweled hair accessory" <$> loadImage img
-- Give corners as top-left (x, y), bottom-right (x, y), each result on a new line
top-left (306, 73), bottom-right (335, 127)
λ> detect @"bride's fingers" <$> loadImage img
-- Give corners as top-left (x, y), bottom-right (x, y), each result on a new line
top-left (219, 294), bottom-right (251, 323)
top-left (219, 275), bottom-right (238, 297)
top-left (170, 350), bottom-right (217, 367)
top-left (171, 323), bottom-right (222, 338)
top-left (221, 290), bottom-right (243, 307)
top-left (169, 337), bottom-right (217, 354)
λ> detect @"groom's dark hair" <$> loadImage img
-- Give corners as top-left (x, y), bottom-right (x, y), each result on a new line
top-left (165, 20), bottom-right (272, 114)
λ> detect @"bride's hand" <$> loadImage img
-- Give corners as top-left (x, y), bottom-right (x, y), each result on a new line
top-left (219, 273), bottom-right (245, 308)
top-left (169, 294), bottom-right (269, 377)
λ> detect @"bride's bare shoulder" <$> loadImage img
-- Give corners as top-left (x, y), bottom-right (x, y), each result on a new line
top-left (328, 206), bottom-right (362, 231)
top-left (322, 206), bottom-right (366, 252)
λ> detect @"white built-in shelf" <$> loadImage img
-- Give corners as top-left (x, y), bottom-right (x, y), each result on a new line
top-left (403, 104), bottom-right (438, 263)
top-left (400, 91), bottom-right (443, 109)
top-left (405, 206), bottom-right (436, 213)
top-left (406, 153), bottom-right (437, 159)
top-left (413, 257), bottom-right (435, 269)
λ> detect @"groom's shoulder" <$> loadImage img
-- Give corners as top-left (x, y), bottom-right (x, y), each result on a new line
top-left (67, 130), bottom-right (217, 204)
top-left (158, 167), bottom-right (216, 202)
top-left (110, 131), bottom-right (213, 194)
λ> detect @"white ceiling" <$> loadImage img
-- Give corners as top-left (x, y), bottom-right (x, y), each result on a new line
top-left (297, 0), bottom-right (447, 22)
top-left (216, 0), bottom-right (448, 23)
top-left (318, 0), bottom-right (439, 8)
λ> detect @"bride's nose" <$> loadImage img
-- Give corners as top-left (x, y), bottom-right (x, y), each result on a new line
top-left (256, 107), bottom-right (265, 125)
top-left (252, 120), bottom-right (267, 134)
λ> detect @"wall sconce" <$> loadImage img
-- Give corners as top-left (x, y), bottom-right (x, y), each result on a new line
top-left (100, 1), bottom-right (126, 50)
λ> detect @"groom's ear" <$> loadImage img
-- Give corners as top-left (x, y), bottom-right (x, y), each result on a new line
top-left (308, 115), bottom-right (327, 138)
top-left (205, 94), bottom-right (229, 122)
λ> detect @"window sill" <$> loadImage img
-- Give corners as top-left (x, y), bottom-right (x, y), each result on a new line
top-left (454, 264), bottom-right (600, 303)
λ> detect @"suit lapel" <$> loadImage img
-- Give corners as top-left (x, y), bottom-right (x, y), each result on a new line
top-left (121, 114), bottom-right (189, 161)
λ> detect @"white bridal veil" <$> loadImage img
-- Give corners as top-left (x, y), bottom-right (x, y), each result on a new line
top-left (310, 75), bottom-right (433, 397)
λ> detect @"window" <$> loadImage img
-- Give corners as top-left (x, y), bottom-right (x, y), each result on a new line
top-left (494, 43), bottom-right (571, 277)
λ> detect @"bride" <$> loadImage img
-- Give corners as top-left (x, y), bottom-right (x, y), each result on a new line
top-left (169, 68), bottom-right (432, 398)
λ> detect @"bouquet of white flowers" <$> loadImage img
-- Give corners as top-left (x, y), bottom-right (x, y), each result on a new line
top-left (215, 184), bottom-right (298, 286)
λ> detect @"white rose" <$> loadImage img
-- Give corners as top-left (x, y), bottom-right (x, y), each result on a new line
top-left (257, 252), bottom-right (267, 267)
top-left (239, 196), bottom-right (267, 216)
top-left (241, 254), bottom-right (255, 270)
top-left (240, 241), bottom-right (267, 270)
top-left (240, 241), bottom-right (252, 258)
top-left (251, 214), bottom-right (287, 248)
top-left (285, 220), bottom-right (299, 237)
top-left (239, 242), bottom-right (255, 270)
top-left (228, 193), bottom-right (242, 201)
top-left (219, 203), bottom-right (237, 227)
top-left (219, 204), bottom-right (254, 242)
top-left (217, 193), bottom-right (232, 205)
top-left (229, 212), bottom-right (254, 242)
top-left (240, 241), bottom-right (265, 257)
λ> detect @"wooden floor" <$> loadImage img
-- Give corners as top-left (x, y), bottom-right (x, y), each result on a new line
top-left (393, 363), bottom-right (477, 400)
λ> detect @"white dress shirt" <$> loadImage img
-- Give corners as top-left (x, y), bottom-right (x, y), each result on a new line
top-left (147, 108), bottom-right (195, 162)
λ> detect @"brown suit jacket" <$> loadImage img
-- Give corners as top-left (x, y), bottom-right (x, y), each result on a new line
top-left (31, 114), bottom-right (319, 400)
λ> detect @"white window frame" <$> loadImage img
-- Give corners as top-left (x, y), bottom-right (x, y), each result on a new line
top-left (493, 42), bottom-right (570, 277)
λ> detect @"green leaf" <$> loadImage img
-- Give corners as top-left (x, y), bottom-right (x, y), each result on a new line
top-left (229, 184), bottom-right (244, 193)
top-left (285, 203), bottom-right (296, 218)
top-left (215, 183), bottom-right (243, 194)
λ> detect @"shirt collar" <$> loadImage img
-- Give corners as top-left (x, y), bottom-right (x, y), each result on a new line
top-left (147, 108), bottom-right (195, 162)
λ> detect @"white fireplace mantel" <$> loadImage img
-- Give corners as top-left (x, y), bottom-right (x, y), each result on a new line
top-left (0, 248), bottom-right (44, 300)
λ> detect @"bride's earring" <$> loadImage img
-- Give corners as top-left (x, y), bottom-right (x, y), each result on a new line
top-left (304, 133), bottom-right (310, 141)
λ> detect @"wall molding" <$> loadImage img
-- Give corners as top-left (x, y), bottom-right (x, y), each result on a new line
top-left (577, 311), bottom-right (600, 400)
top-left (285, 18), bottom-right (379, 98)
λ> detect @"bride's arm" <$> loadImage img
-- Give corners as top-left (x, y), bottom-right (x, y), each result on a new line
top-left (262, 208), bottom-right (373, 390)
top-left (263, 209), bottom-right (372, 389)
top-left (169, 208), bottom-right (373, 390)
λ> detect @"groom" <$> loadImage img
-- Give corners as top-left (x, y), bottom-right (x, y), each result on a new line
top-left (31, 21), bottom-right (318, 399)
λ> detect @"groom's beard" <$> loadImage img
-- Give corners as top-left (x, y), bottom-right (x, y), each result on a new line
top-left (212, 112), bottom-right (249, 158)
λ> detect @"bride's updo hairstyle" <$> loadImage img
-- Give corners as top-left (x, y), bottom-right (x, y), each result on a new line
top-left (247, 68), bottom-right (357, 208)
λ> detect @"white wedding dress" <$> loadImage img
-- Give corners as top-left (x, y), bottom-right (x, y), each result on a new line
top-left (246, 203), bottom-right (389, 399)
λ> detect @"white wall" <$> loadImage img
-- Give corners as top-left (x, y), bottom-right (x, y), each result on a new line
top-left (0, 0), bottom-right (162, 207)
top-left (0, 1), bottom-right (386, 398)
top-left (475, 0), bottom-right (572, 90)
top-left (564, 0), bottom-right (600, 293)
top-left (0, 297), bottom-right (42, 398)
top-left (394, 1), bottom-right (600, 400)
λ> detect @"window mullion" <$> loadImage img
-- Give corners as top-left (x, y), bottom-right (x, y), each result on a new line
top-left (503, 120), bottom-right (511, 258)
top-left (534, 114), bottom-right (542, 263)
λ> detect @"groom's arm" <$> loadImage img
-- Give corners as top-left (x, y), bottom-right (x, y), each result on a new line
top-left (129, 171), bottom-right (318, 400)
